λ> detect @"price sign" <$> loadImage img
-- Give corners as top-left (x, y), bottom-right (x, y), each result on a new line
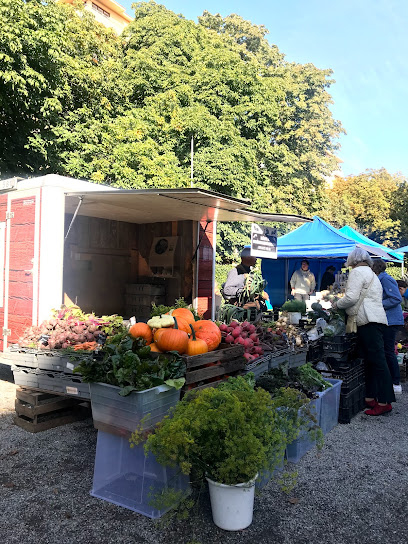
top-left (250, 224), bottom-right (277, 259)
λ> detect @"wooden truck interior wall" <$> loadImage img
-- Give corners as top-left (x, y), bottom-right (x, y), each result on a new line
top-left (63, 214), bottom-right (194, 318)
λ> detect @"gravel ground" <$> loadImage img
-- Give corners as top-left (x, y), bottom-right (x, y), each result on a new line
top-left (1, 361), bottom-right (408, 544)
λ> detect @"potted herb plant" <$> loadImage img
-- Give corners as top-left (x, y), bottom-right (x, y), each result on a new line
top-left (130, 375), bottom-right (287, 531)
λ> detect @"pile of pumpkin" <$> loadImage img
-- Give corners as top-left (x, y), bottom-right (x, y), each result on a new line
top-left (128, 308), bottom-right (221, 356)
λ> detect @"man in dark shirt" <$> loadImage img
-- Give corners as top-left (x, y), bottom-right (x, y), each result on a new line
top-left (320, 265), bottom-right (336, 291)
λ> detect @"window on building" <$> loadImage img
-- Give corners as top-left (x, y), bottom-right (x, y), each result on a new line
top-left (91, 2), bottom-right (110, 18)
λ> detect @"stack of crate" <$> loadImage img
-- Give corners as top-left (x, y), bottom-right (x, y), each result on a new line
top-left (125, 283), bottom-right (166, 321)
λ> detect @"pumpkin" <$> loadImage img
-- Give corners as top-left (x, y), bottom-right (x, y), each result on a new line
top-left (171, 307), bottom-right (195, 325)
top-left (128, 322), bottom-right (152, 344)
top-left (148, 342), bottom-right (162, 353)
top-left (186, 324), bottom-right (208, 356)
top-left (191, 320), bottom-right (221, 352)
top-left (172, 317), bottom-right (191, 334)
top-left (147, 315), bottom-right (174, 329)
top-left (153, 328), bottom-right (167, 345)
top-left (155, 318), bottom-right (189, 354)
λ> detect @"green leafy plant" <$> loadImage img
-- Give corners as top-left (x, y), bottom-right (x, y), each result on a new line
top-left (130, 380), bottom-right (287, 486)
top-left (74, 332), bottom-right (186, 395)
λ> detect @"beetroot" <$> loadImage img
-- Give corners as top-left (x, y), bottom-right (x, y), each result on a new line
top-left (229, 321), bottom-right (239, 329)
top-left (225, 334), bottom-right (234, 344)
top-left (248, 324), bottom-right (256, 334)
top-left (249, 333), bottom-right (258, 342)
top-left (231, 327), bottom-right (242, 338)
top-left (219, 324), bottom-right (229, 333)
top-left (240, 331), bottom-right (248, 339)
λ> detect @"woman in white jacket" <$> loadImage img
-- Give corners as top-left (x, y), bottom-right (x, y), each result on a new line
top-left (334, 248), bottom-right (395, 416)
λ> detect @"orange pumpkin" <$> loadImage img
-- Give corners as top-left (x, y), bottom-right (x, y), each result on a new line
top-left (148, 342), bottom-right (162, 353)
top-left (155, 318), bottom-right (189, 354)
top-left (191, 320), bottom-right (221, 352)
top-left (153, 328), bottom-right (167, 345)
top-left (186, 324), bottom-right (208, 356)
top-left (171, 308), bottom-right (195, 325)
top-left (128, 322), bottom-right (153, 344)
top-left (172, 317), bottom-right (191, 334)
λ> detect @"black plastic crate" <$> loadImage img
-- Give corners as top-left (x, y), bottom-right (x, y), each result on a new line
top-left (322, 335), bottom-right (356, 352)
top-left (306, 340), bottom-right (323, 363)
top-left (338, 383), bottom-right (365, 424)
top-left (318, 359), bottom-right (365, 394)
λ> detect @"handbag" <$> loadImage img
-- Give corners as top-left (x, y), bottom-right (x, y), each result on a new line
top-left (345, 272), bottom-right (375, 334)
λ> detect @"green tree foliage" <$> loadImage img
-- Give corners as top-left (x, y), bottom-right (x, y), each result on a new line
top-left (0, 0), bottom-right (124, 177)
top-left (323, 168), bottom-right (404, 246)
top-left (0, 1), bottom-right (343, 260)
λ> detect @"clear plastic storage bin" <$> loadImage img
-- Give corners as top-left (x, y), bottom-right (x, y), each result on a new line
top-left (316, 378), bottom-right (342, 435)
top-left (286, 397), bottom-right (322, 463)
top-left (91, 431), bottom-right (190, 518)
top-left (90, 382), bottom-right (180, 432)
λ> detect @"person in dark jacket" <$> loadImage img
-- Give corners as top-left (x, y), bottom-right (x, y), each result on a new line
top-left (222, 248), bottom-right (257, 304)
top-left (320, 265), bottom-right (336, 291)
top-left (372, 260), bottom-right (403, 394)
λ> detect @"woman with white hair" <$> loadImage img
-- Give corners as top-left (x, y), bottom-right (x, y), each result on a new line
top-left (333, 247), bottom-right (395, 416)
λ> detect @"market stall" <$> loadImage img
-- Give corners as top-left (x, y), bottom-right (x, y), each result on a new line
top-left (261, 216), bottom-right (400, 307)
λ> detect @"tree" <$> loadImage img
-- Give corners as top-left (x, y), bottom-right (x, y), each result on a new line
top-left (323, 168), bottom-right (403, 246)
top-left (0, 0), bottom-right (124, 177)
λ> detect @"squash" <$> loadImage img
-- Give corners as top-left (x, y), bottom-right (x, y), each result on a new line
top-left (147, 315), bottom-right (175, 329)
top-left (153, 328), bottom-right (167, 345)
top-left (186, 324), bottom-right (208, 356)
top-left (191, 320), bottom-right (221, 352)
top-left (171, 307), bottom-right (195, 325)
top-left (172, 316), bottom-right (191, 334)
top-left (148, 342), bottom-right (162, 353)
top-left (155, 318), bottom-right (189, 354)
top-left (128, 322), bottom-right (153, 344)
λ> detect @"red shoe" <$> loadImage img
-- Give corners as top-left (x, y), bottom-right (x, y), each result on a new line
top-left (365, 399), bottom-right (377, 408)
top-left (364, 403), bottom-right (392, 416)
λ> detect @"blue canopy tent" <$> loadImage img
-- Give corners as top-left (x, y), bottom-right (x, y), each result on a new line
top-left (339, 225), bottom-right (403, 262)
top-left (261, 216), bottom-right (397, 307)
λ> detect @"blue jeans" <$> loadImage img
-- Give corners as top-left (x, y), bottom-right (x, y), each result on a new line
top-left (382, 325), bottom-right (400, 385)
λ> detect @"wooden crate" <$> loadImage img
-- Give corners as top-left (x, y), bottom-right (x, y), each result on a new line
top-left (13, 387), bottom-right (90, 433)
top-left (181, 345), bottom-right (245, 396)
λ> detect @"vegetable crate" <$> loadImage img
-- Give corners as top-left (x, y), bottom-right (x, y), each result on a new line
top-left (181, 344), bottom-right (245, 396)
top-left (91, 431), bottom-right (190, 518)
top-left (89, 382), bottom-right (181, 435)
top-left (317, 359), bottom-right (365, 395)
top-left (268, 349), bottom-right (291, 370)
top-left (322, 335), bottom-right (357, 353)
top-left (243, 354), bottom-right (270, 379)
top-left (14, 387), bottom-right (90, 433)
top-left (5, 347), bottom-right (38, 368)
top-left (288, 347), bottom-right (308, 368)
top-left (306, 339), bottom-right (323, 364)
top-left (338, 383), bottom-right (365, 424)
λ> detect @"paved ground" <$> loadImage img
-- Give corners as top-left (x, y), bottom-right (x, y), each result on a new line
top-left (1, 361), bottom-right (408, 544)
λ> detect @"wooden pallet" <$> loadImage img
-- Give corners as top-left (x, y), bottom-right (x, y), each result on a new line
top-left (14, 388), bottom-right (91, 433)
top-left (181, 344), bottom-right (245, 396)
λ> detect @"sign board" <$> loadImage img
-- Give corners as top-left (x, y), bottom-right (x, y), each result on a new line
top-left (0, 178), bottom-right (18, 192)
top-left (250, 224), bottom-right (277, 259)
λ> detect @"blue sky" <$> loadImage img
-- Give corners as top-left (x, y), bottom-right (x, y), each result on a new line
top-left (121, 0), bottom-right (408, 178)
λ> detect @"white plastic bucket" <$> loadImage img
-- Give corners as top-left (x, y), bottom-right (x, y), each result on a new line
top-left (287, 312), bottom-right (302, 325)
top-left (206, 475), bottom-right (257, 531)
